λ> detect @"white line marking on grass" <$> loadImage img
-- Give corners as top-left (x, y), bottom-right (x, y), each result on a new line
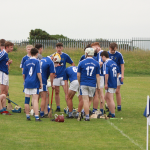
top-left (107, 120), bottom-right (144, 150)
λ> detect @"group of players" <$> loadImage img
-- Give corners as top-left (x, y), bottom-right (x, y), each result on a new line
top-left (0, 39), bottom-right (124, 121)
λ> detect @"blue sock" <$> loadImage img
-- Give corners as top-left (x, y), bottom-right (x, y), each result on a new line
top-left (100, 109), bottom-right (103, 114)
top-left (35, 115), bottom-right (39, 120)
top-left (109, 111), bottom-right (111, 115)
top-left (40, 111), bottom-right (44, 117)
top-left (26, 114), bottom-right (30, 119)
top-left (111, 113), bottom-right (115, 117)
top-left (117, 105), bottom-right (121, 110)
top-left (0, 108), bottom-right (4, 113)
top-left (86, 114), bottom-right (89, 119)
top-left (92, 108), bottom-right (97, 113)
top-left (3, 107), bottom-right (6, 111)
top-left (69, 112), bottom-right (72, 117)
top-left (57, 106), bottom-right (60, 109)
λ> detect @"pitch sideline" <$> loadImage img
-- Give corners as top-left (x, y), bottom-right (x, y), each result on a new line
top-left (107, 120), bottom-right (144, 150)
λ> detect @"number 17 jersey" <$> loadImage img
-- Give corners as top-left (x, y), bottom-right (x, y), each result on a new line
top-left (77, 57), bottom-right (100, 87)
top-left (23, 57), bottom-right (41, 89)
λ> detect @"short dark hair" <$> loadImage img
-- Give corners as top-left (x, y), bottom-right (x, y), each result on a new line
top-left (5, 41), bottom-right (14, 49)
top-left (84, 43), bottom-right (91, 51)
top-left (35, 44), bottom-right (43, 50)
top-left (91, 42), bottom-right (100, 47)
top-left (56, 43), bottom-right (63, 47)
top-left (109, 42), bottom-right (117, 50)
top-left (31, 48), bottom-right (38, 56)
top-left (0, 39), bottom-right (6, 46)
top-left (100, 51), bottom-right (109, 58)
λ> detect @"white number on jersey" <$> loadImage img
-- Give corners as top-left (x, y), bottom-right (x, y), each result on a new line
top-left (112, 67), bottom-right (117, 77)
top-left (73, 67), bottom-right (77, 73)
top-left (29, 67), bottom-right (33, 76)
top-left (86, 66), bottom-right (94, 76)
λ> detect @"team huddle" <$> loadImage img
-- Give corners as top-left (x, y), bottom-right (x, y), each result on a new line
top-left (0, 39), bottom-right (124, 121)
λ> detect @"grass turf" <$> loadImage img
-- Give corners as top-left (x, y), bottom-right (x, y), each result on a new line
top-left (0, 76), bottom-right (148, 150)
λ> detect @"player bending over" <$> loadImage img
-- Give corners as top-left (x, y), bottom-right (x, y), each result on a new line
top-left (39, 56), bottom-right (55, 118)
top-left (0, 42), bottom-right (13, 113)
top-left (101, 51), bottom-right (119, 118)
top-left (23, 48), bottom-right (42, 121)
top-left (77, 48), bottom-right (100, 121)
top-left (108, 43), bottom-right (124, 111)
top-left (63, 66), bottom-right (83, 119)
top-left (51, 43), bottom-right (75, 112)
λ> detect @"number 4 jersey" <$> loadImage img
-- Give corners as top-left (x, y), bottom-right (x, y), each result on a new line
top-left (103, 59), bottom-right (119, 89)
top-left (23, 57), bottom-right (41, 89)
top-left (77, 57), bottom-right (100, 87)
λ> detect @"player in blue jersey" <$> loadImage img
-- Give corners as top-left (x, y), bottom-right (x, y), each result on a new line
top-left (108, 43), bottom-right (124, 111)
top-left (77, 48), bottom-right (100, 121)
top-left (0, 39), bottom-right (6, 52)
top-left (20, 45), bottom-right (33, 71)
top-left (39, 56), bottom-right (55, 118)
top-left (51, 43), bottom-right (75, 112)
top-left (35, 44), bottom-right (43, 60)
top-left (101, 51), bottom-right (120, 118)
top-left (63, 66), bottom-right (83, 120)
top-left (0, 42), bottom-right (13, 113)
top-left (23, 48), bottom-right (42, 121)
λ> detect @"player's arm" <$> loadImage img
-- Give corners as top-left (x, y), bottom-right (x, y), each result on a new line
top-left (71, 62), bottom-right (75, 66)
top-left (37, 73), bottom-right (42, 89)
top-left (96, 74), bottom-right (100, 90)
top-left (105, 74), bottom-right (109, 90)
top-left (77, 73), bottom-right (81, 86)
top-left (64, 80), bottom-right (69, 96)
top-left (23, 74), bottom-right (25, 81)
top-left (66, 54), bottom-right (75, 66)
top-left (121, 64), bottom-right (124, 82)
top-left (50, 73), bottom-right (55, 89)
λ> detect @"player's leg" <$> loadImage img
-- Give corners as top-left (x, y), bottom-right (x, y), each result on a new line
top-left (44, 92), bottom-right (49, 115)
top-left (92, 90), bottom-right (99, 113)
top-left (99, 88), bottom-right (105, 114)
top-left (116, 85), bottom-right (121, 111)
top-left (55, 86), bottom-right (60, 111)
top-left (0, 94), bottom-right (6, 112)
top-left (62, 81), bottom-right (68, 106)
top-left (24, 93), bottom-right (31, 120)
top-left (40, 91), bottom-right (47, 117)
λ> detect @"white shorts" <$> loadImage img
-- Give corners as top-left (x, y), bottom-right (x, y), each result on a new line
top-left (80, 86), bottom-right (96, 97)
top-left (117, 74), bottom-right (123, 86)
top-left (39, 84), bottom-right (48, 93)
top-left (0, 71), bottom-right (9, 86)
top-left (69, 80), bottom-right (79, 92)
top-left (96, 76), bottom-right (104, 89)
top-left (24, 88), bottom-right (39, 95)
top-left (105, 88), bottom-right (116, 94)
top-left (53, 77), bottom-right (64, 86)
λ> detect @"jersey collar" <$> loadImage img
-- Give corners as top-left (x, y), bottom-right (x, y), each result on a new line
top-left (86, 57), bottom-right (93, 59)
top-left (109, 50), bottom-right (116, 54)
top-left (30, 57), bottom-right (36, 59)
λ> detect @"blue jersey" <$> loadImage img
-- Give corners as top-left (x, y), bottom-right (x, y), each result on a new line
top-left (20, 55), bottom-right (30, 68)
top-left (63, 66), bottom-right (77, 83)
top-left (0, 50), bottom-right (9, 74)
top-left (51, 52), bottom-right (73, 78)
top-left (79, 53), bottom-right (98, 62)
top-left (108, 51), bottom-right (124, 74)
top-left (23, 58), bottom-right (41, 89)
top-left (103, 59), bottom-right (119, 88)
top-left (40, 56), bottom-right (55, 85)
top-left (97, 50), bottom-right (104, 76)
top-left (78, 57), bottom-right (100, 87)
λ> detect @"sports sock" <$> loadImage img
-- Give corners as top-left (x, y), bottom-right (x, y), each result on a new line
top-left (40, 111), bottom-right (44, 117)
top-left (81, 109), bottom-right (84, 113)
top-left (92, 108), bottom-right (97, 113)
top-left (26, 114), bottom-right (30, 119)
top-left (69, 112), bottom-right (72, 117)
top-left (117, 105), bottom-right (121, 110)
top-left (109, 111), bottom-right (111, 115)
top-left (3, 107), bottom-right (6, 111)
top-left (76, 112), bottom-right (79, 117)
top-left (100, 109), bottom-right (103, 114)
top-left (35, 115), bottom-right (39, 120)
top-left (57, 106), bottom-right (60, 109)
top-left (0, 108), bottom-right (4, 113)
top-left (86, 114), bottom-right (89, 119)
top-left (111, 113), bottom-right (115, 117)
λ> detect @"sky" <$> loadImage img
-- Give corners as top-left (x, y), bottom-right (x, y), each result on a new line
top-left (1, 0), bottom-right (150, 40)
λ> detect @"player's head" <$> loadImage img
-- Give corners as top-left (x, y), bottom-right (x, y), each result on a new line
top-left (56, 43), bottom-right (63, 54)
top-left (100, 51), bottom-right (109, 62)
top-left (109, 42), bottom-right (117, 54)
top-left (5, 41), bottom-right (14, 52)
top-left (84, 43), bottom-right (91, 51)
top-left (35, 44), bottom-right (43, 54)
top-left (26, 45), bottom-right (33, 56)
top-left (0, 39), bottom-right (6, 50)
top-left (91, 42), bottom-right (101, 53)
top-left (85, 47), bottom-right (94, 58)
top-left (30, 48), bottom-right (38, 58)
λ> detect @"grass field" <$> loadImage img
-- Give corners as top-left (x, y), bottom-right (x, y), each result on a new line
top-left (0, 47), bottom-right (150, 150)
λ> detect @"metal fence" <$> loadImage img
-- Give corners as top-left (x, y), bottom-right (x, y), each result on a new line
top-left (10, 38), bottom-right (150, 51)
